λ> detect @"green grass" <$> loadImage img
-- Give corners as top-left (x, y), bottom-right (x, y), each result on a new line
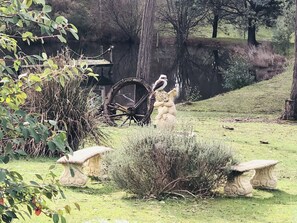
top-left (191, 24), bottom-right (273, 41)
top-left (178, 61), bottom-right (293, 115)
top-left (2, 62), bottom-right (297, 223)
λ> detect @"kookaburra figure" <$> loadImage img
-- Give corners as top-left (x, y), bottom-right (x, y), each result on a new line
top-left (152, 74), bottom-right (178, 130)
top-left (152, 74), bottom-right (168, 92)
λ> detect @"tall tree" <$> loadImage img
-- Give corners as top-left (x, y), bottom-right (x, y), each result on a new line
top-left (206, 0), bottom-right (231, 38)
top-left (159, 0), bottom-right (208, 47)
top-left (103, 0), bottom-right (143, 42)
top-left (282, 0), bottom-right (297, 120)
top-left (243, 0), bottom-right (283, 45)
top-left (136, 0), bottom-right (156, 80)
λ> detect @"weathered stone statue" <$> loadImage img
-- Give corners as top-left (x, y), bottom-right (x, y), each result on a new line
top-left (152, 74), bottom-right (179, 130)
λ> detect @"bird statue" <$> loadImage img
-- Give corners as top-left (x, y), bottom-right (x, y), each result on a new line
top-left (152, 74), bottom-right (168, 92)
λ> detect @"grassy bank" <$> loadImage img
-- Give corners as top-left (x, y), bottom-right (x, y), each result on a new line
top-left (178, 61), bottom-right (293, 115)
top-left (2, 62), bottom-right (297, 223)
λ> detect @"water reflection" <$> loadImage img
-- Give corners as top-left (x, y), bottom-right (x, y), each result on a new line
top-left (20, 41), bottom-right (231, 100)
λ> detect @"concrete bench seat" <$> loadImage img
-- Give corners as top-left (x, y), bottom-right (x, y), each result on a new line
top-left (224, 160), bottom-right (279, 197)
top-left (57, 146), bottom-right (112, 187)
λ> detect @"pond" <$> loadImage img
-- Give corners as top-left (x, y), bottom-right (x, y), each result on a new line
top-left (20, 40), bottom-right (284, 101)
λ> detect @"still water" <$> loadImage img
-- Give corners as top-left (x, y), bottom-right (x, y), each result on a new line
top-left (23, 41), bottom-right (231, 100)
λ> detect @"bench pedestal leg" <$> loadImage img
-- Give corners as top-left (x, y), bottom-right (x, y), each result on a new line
top-left (224, 171), bottom-right (253, 197)
top-left (84, 155), bottom-right (101, 178)
top-left (60, 164), bottom-right (88, 187)
top-left (251, 165), bottom-right (277, 189)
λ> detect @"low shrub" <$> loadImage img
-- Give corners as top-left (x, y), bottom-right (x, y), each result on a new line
top-left (109, 129), bottom-right (235, 199)
top-left (22, 53), bottom-right (107, 156)
top-left (223, 57), bottom-right (255, 90)
top-left (24, 77), bottom-right (106, 156)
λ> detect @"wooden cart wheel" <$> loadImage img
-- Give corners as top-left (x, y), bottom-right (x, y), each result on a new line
top-left (103, 77), bottom-right (154, 126)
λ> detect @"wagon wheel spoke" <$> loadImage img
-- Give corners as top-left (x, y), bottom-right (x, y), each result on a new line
top-left (120, 116), bottom-right (130, 127)
top-left (115, 103), bottom-right (128, 111)
top-left (109, 113), bottom-right (127, 118)
top-left (134, 93), bottom-right (150, 109)
top-left (134, 114), bottom-right (145, 117)
top-left (108, 103), bottom-right (128, 113)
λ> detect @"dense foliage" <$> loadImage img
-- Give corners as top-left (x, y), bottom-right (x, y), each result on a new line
top-left (109, 129), bottom-right (235, 199)
top-left (223, 57), bottom-right (255, 90)
top-left (0, 0), bottom-right (83, 222)
top-left (24, 52), bottom-right (106, 154)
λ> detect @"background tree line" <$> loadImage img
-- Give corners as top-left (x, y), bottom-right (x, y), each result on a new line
top-left (46, 0), bottom-right (293, 46)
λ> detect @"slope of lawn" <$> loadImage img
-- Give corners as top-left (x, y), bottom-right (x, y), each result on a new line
top-left (178, 61), bottom-right (293, 115)
top-left (2, 60), bottom-right (297, 223)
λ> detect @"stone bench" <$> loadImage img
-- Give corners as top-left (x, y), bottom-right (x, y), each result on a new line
top-left (57, 146), bottom-right (112, 187)
top-left (224, 160), bottom-right (279, 197)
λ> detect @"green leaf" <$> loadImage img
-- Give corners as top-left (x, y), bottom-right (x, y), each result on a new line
top-left (70, 168), bottom-right (75, 177)
top-left (57, 35), bottom-right (67, 43)
top-left (49, 164), bottom-right (55, 170)
top-left (47, 141), bottom-right (56, 151)
top-left (61, 215), bottom-right (66, 223)
top-left (49, 120), bottom-right (57, 126)
top-left (35, 0), bottom-right (45, 5)
top-left (35, 86), bottom-right (42, 92)
top-left (27, 205), bottom-right (32, 215)
top-left (29, 181), bottom-right (39, 186)
top-left (10, 171), bottom-right (23, 180)
top-left (44, 192), bottom-right (53, 199)
top-left (74, 202), bottom-right (80, 211)
top-left (53, 213), bottom-right (59, 223)
top-left (35, 174), bottom-right (43, 180)
top-left (29, 74), bottom-right (42, 82)
top-left (69, 29), bottom-right (79, 40)
top-left (42, 5), bottom-right (52, 13)
top-left (55, 16), bottom-right (66, 24)
top-left (0, 170), bottom-right (6, 181)
top-left (7, 197), bottom-right (14, 206)
top-left (15, 150), bottom-right (27, 156)
top-left (28, 128), bottom-right (41, 142)
top-left (6, 211), bottom-right (17, 219)
top-left (64, 205), bottom-right (71, 214)
top-left (21, 127), bottom-right (29, 139)
top-left (2, 155), bottom-right (9, 164)
top-left (42, 52), bottom-right (47, 60)
top-left (25, 0), bottom-right (33, 7)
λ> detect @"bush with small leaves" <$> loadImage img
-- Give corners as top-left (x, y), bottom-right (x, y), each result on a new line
top-left (223, 57), bottom-right (255, 90)
top-left (0, 0), bottom-right (82, 222)
top-left (109, 129), bottom-right (236, 199)
top-left (272, 1), bottom-right (295, 55)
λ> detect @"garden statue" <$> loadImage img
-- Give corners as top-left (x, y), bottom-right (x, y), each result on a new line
top-left (152, 74), bottom-right (179, 130)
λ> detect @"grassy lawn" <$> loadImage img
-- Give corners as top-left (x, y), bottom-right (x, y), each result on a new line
top-left (2, 61), bottom-right (297, 223)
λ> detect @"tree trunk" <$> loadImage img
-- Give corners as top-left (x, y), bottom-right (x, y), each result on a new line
top-left (136, 0), bottom-right (156, 81)
top-left (135, 0), bottom-right (155, 124)
top-left (282, 0), bottom-right (297, 120)
top-left (247, 18), bottom-right (258, 46)
top-left (212, 14), bottom-right (219, 38)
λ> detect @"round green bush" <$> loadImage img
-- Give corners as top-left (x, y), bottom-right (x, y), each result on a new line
top-left (109, 129), bottom-right (235, 198)
top-left (223, 57), bottom-right (255, 90)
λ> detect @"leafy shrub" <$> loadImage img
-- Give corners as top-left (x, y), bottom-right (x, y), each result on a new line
top-left (24, 76), bottom-right (106, 155)
top-left (109, 129), bottom-right (235, 198)
top-left (223, 57), bottom-right (255, 90)
top-left (272, 2), bottom-right (295, 55)
top-left (185, 86), bottom-right (201, 102)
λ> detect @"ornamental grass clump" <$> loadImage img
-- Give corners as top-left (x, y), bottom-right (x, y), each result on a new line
top-left (109, 129), bottom-right (236, 199)
top-left (22, 52), bottom-right (106, 156)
